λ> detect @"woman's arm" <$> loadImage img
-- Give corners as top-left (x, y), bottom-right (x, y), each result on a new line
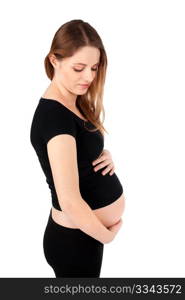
top-left (47, 134), bottom-right (114, 244)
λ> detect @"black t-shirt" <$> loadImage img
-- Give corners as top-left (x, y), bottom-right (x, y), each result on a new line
top-left (30, 97), bottom-right (123, 210)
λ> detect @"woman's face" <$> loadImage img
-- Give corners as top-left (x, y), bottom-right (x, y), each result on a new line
top-left (51, 46), bottom-right (100, 95)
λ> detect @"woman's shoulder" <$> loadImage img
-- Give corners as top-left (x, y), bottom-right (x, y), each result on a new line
top-left (37, 97), bottom-right (76, 119)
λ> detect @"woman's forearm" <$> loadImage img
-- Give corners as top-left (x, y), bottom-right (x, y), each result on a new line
top-left (61, 195), bottom-right (112, 244)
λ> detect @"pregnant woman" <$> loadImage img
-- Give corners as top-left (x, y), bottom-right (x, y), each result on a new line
top-left (30, 19), bottom-right (126, 278)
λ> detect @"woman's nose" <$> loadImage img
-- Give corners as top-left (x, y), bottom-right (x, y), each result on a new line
top-left (83, 70), bottom-right (94, 82)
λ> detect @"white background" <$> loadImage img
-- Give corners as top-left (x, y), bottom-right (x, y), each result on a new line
top-left (0, 0), bottom-right (184, 277)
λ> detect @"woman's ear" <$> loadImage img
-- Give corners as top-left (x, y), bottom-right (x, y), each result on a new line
top-left (49, 54), bottom-right (58, 68)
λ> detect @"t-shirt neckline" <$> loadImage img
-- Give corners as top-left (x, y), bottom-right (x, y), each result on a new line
top-left (40, 97), bottom-right (89, 123)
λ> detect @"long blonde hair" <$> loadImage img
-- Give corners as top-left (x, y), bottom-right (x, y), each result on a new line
top-left (44, 19), bottom-right (109, 136)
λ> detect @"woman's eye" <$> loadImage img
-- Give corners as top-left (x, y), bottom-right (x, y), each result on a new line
top-left (73, 68), bottom-right (98, 72)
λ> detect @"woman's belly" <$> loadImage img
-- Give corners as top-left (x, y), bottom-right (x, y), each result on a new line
top-left (51, 192), bottom-right (126, 229)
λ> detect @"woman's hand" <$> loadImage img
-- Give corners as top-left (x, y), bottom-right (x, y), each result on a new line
top-left (108, 218), bottom-right (123, 232)
top-left (91, 149), bottom-right (115, 176)
top-left (103, 219), bottom-right (123, 244)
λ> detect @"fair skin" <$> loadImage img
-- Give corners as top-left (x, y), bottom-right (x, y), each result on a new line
top-left (44, 46), bottom-right (122, 238)
top-left (47, 45), bottom-right (100, 109)
top-left (46, 46), bottom-right (115, 176)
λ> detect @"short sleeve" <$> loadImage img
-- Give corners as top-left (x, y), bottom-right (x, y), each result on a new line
top-left (40, 106), bottom-right (77, 144)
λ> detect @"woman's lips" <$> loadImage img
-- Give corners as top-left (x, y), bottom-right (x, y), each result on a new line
top-left (79, 84), bottom-right (89, 88)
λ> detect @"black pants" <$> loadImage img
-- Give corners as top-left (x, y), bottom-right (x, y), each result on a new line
top-left (43, 209), bottom-right (104, 277)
